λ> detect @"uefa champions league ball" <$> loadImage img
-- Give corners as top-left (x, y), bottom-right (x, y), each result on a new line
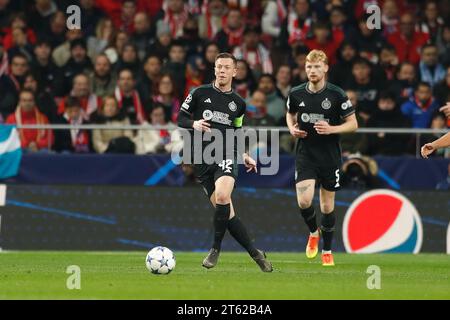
top-left (145, 246), bottom-right (176, 275)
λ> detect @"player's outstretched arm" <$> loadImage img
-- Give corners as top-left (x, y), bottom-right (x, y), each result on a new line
top-left (421, 132), bottom-right (450, 158)
top-left (314, 113), bottom-right (358, 135)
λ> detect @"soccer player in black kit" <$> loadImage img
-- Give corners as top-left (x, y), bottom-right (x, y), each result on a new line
top-left (286, 50), bottom-right (358, 266)
top-left (177, 53), bottom-right (273, 272)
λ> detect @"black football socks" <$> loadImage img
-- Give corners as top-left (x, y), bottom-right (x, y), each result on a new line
top-left (212, 203), bottom-right (230, 251)
top-left (300, 206), bottom-right (318, 233)
top-left (320, 211), bottom-right (336, 251)
top-left (228, 216), bottom-right (259, 257)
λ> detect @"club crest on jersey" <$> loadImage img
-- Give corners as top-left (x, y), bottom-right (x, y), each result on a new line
top-left (228, 101), bottom-right (237, 112)
top-left (321, 98), bottom-right (331, 110)
top-left (203, 109), bottom-right (213, 120)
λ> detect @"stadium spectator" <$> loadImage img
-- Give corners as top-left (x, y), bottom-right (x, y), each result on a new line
top-left (53, 97), bottom-right (90, 153)
top-left (136, 0), bottom-right (164, 20)
top-left (388, 62), bottom-right (417, 106)
top-left (131, 12), bottom-right (154, 61)
top-left (329, 5), bottom-right (357, 43)
top-left (60, 39), bottom-right (94, 96)
top-left (233, 25), bottom-right (273, 78)
top-left (115, 69), bottom-right (146, 124)
top-left (152, 73), bottom-right (181, 124)
top-left (58, 73), bottom-right (101, 121)
top-left (367, 91), bottom-right (411, 156)
top-left (198, 0), bottom-right (228, 40)
top-left (52, 28), bottom-right (83, 67)
top-left (114, 43), bottom-right (142, 79)
top-left (279, 0), bottom-right (314, 49)
top-left (291, 45), bottom-right (309, 86)
top-left (0, 53), bottom-right (28, 118)
top-left (2, 13), bottom-right (36, 51)
top-left (45, 10), bottom-right (67, 48)
top-left (436, 23), bottom-right (450, 67)
top-left (387, 13), bottom-right (429, 65)
top-left (23, 73), bottom-right (58, 123)
top-left (79, 0), bottom-right (105, 38)
top-left (156, 0), bottom-right (189, 39)
top-left (119, 0), bottom-right (137, 34)
top-left (89, 54), bottom-right (116, 98)
top-left (0, 0), bottom-right (12, 29)
top-left (179, 15), bottom-right (206, 59)
top-left (381, 0), bottom-right (400, 37)
top-left (354, 15), bottom-right (386, 64)
top-left (418, 0), bottom-right (445, 42)
top-left (434, 67), bottom-right (450, 105)
top-left (27, 0), bottom-right (58, 38)
top-left (87, 18), bottom-right (116, 62)
top-left (134, 103), bottom-right (182, 155)
top-left (341, 90), bottom-right (368, 156)
top-left (138, 54), bottom-right (163, 103)
top-left (245, 90), bottom-right (276, 127)
top-left (233, 59), bottom-right (256, 100)
top-left (5, 89), bottom-right (53, 152)
top-left (378, 45), bottom-right (399, 81)
top-left (329, 41), bottom-right (358, 86)
top-left (95, 0), bottom-right (123, 29)
top-left (92, 96), bottom-right (135, 154)
top-left (214, 9), bottom-right (244, 52)
top-left (304, 22), bottom-right (343, 66)
top-left (401, 82), bottom-right (440, 128)
top-left (7, 26), bottom-right (34, 61)
top-left (148, 20), bottom-right (173, 63)
top-left (185, 54), bottom-right (205, 97)
top-left (418, 43), bottom-right (447, 88)
top-left (202, 42), bottom-right (220, 84)
top-left (275, 64), bottom-right (292, 99)
top-left (103, 30), bottom-right (129, 65)
top-left (343, 58), bottom-right (383, 119)
top-left (420, 112), bottom-right (450, 158)
top-left (257, 73), bottom-right (285, 124)
top-left (261, 0), bottom-right (288, 39)
top-left (162, 40), bottom-right (187, 97)
top-left (30, 39), bottom-right (62, 96)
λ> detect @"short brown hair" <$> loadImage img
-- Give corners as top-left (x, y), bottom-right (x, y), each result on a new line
top-left (306, 50), bottom-right (329, 65)
top-left (215, 52), bottom-right (237, 66)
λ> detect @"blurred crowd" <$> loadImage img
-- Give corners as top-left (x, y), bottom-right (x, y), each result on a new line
top-left (0, 0), bottom-right (449, 157)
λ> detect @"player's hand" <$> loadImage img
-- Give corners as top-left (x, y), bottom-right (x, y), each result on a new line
top-left (439, 103), bottom-right (450, 119)
top-left (192, 119), bottom-right (211, 132)
top-left (421, 143), bottom-right (436, 158)
top-left (243, 153), bottom-right (257, 173)
top-left (314, 121), bottom-right (334, 135)
top-left (290, 123), bottom-right (308, 138)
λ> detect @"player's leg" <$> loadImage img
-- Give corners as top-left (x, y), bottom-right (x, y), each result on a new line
top-left (201, 175), bottom-right (234, 269)
top-left (296, 175), bottom-right (320, 259)
top-left (319, 168), bottom-right (339, 266)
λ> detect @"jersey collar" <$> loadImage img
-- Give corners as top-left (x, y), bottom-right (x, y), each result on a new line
top-left (213, 82), bottom-right (233, 94)
top-left (306, 81), bottom-right (327, 94)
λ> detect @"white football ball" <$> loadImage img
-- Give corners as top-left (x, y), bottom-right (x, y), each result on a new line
top-left (145, 246), bottom-right (176, 275)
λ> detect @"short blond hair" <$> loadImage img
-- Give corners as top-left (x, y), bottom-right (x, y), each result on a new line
top-left (306, 50), bottom-right (329, 65)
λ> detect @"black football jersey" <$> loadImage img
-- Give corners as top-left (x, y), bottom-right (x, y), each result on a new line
top-left (287, 82), bottom-right (355, 167)
top-left (180, 83), bottom-right (246, 160)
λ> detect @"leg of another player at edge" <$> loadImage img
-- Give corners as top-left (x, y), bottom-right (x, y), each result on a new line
top-left (319, 187), bottom-right (336, 254)
top-left (296, 179), bottom-right (319, 235)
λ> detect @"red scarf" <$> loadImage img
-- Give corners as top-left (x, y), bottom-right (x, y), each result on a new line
top-left (206, 11), bottom-right (227, 39)
top-left (15, 106), bottom-right (46, 146)
top-left (415, 96), bottom-right (433, 111)
top-left (164, 8), bottom-right (189, 38)
top-left (288, 15), bottom-right (312, 45)
top-left (222, 25), bottom-right (244, 47)
top-left (115, 87), bottom-right (146, 124)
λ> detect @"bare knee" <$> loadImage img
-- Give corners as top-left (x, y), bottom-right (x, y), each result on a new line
top-left (320, 203), bottom-right (334, 214)
top-left (215, 191), bottom-right (231, 205)
top-left (298, 198), bottom-right (313, 209)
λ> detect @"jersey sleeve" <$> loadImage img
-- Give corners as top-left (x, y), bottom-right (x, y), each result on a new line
top-left (233, 99), bottom-right (246, 128)
top-left (180, 88), bottom-right (198, 114)
top-left (338, 91), bottom-right (355, 119)
top-left (286, 91), bottom-right (298, 114)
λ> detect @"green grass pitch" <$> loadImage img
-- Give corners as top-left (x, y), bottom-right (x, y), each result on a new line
top-left (0, 251), bottom-right (448, 299)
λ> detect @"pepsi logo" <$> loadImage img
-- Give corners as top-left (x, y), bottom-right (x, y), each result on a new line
top-left (343, 190), bottom-right (423, 254)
